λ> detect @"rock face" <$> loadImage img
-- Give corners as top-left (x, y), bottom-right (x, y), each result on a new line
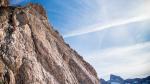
top-left (0, 0), bottom-right (9, 7)
top-left (0, 1), bottom-right (99, 84)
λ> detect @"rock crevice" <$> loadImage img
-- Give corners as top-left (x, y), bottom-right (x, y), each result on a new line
top-left (0, 1), bottom-right (100, 84)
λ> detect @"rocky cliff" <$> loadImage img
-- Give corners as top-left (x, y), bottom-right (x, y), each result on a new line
top-left (0, 0), bottom-right (99, 84)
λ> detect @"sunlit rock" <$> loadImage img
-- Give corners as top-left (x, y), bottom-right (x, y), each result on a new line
top-left (0, 0), bottom-right (9, 7)
top-left (0, 2), bottom-right (100, 84)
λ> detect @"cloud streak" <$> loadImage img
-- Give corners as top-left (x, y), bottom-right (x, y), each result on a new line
top-left (84, 41), bottom-right (150, 80)
top-left (64, 15), bottom-right (150, 38)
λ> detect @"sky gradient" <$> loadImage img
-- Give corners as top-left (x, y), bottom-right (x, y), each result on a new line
top-left (10, 0), bottom-right (150, 80)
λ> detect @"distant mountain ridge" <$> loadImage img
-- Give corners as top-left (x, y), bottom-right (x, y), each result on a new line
top-left (100, 74), bottom-right (150, 84)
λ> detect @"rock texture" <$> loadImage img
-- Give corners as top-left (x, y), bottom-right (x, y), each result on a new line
top-left (0, 0), bottom-right (9, 7)
top-left (0, 1), bottom-right (99, 84)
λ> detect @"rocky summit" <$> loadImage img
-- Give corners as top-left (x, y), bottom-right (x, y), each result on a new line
top-left (0, 0), bottom-right (9, 7)
top-left (0, 0), bottom-right (99, 84)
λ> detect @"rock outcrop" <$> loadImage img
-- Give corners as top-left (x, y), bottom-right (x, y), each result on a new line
top-left (0, 1), bottom-right (99, 84)
top-left (0, 0), bottom-right (9, 7)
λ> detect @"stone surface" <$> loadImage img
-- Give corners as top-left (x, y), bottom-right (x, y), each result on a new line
top-left (0, 3), bottom-right (100, 84)
top-left (0, 0), bottom-right (9, 7)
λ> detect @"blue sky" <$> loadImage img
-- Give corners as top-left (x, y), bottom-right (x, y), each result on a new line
top-left (10, 0), bottom-right (150, 80)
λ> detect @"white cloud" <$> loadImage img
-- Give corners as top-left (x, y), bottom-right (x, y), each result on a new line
top-left (64, 15), bottom-right (150, 38)
top-left (84, 42), bottom-right (150, 80)
top-left (134, 0), bottom-right (150, 16)
top-left (63, 0), bottom-right (150, 38)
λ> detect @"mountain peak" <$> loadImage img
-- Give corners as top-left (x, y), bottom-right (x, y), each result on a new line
top-left (100, 75), bottom-right (150, 84)
top-left (0, 2), bottom-right (99, 84)
top-left (0, 0), bottom-right (9, 7)
top-left (26, 3), bottom-right (47, 17)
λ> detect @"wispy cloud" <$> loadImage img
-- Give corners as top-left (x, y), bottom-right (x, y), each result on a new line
top-left (63, 0), bottom-right (150, 38)
top-left (85, 42), bottom-right (150, 80)
top-left (64, 15), bottom-right (150, 38)
top-left (63, 1), bottom-right (150, 79)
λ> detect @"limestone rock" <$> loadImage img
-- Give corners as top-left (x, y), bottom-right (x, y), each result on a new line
top-left (0, 0), bottom-right (9, 7)
top-left (0, 3), bottom-right (100, 84)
